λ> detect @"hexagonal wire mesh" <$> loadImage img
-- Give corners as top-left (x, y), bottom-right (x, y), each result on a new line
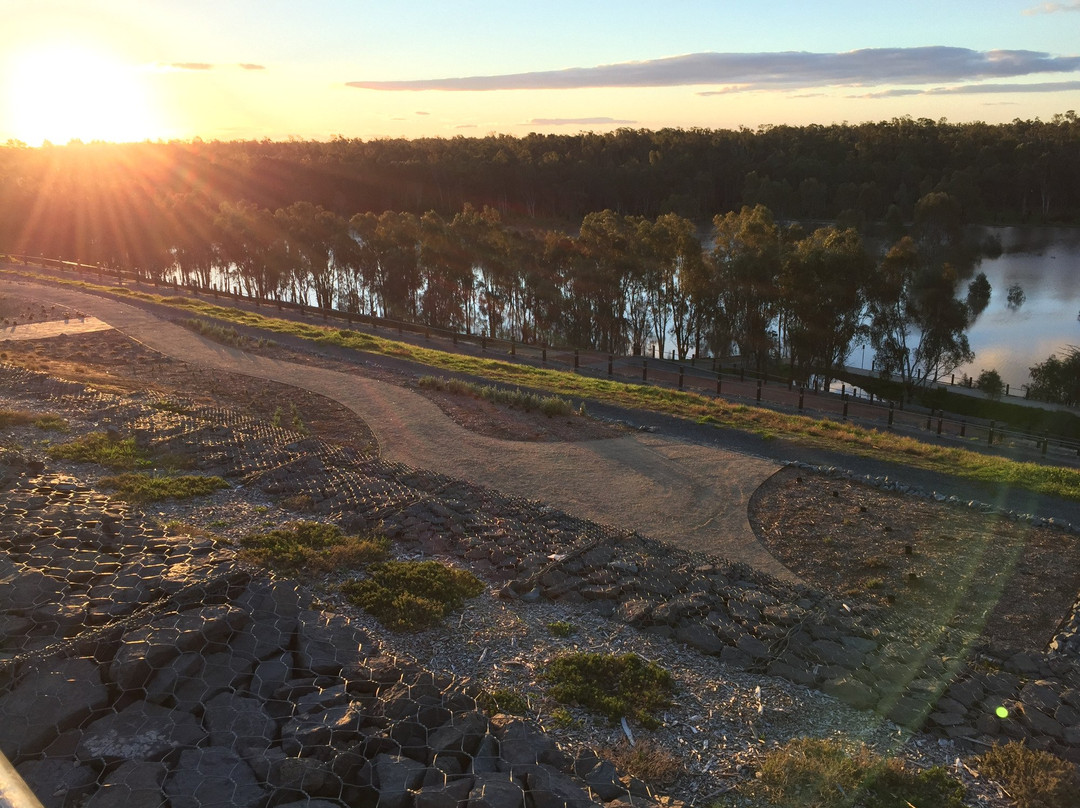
top-left (3, 361), bottom-right (1080, 807)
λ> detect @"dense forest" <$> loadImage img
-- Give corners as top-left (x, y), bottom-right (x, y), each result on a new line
top-left (0, 116), bottom-right (1076, 390)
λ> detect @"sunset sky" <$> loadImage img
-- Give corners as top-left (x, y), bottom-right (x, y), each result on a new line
top-left (2, 0), bottom-right (1079, 145)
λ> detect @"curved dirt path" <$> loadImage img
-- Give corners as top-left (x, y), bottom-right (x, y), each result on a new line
top-left (2, 278), bottom-right (791, 579)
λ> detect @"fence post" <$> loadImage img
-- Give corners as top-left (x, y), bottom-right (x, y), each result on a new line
top-left (642, 360), bottom-right (648, 382)
top-left (678, 367), bottom-right (684, 390)
top-left (843, 400), bottom-right (849, 420)
top-left (510, 340), bottom-right (515, 356)
top-left (740, 366), bottom-right (745, 382)
top-left (1042, 433), bottom-right (1049, 456)
top-left (1006, 384), bottom-right (1010, 397)
top-left (574, 349), bottom-right (579, 371)
top-left (542, 344), bottom-right (546, 364)
top-left (453, 333), bottom-right (458, 346)
top-left (888, 403), bottom-right (894, 428)
top-left (482, 337), bottom-right (487, 352)
top-left (798, 387), bottom-right (804, 411)
top-left (988, 420), bottom-right (995, 445)
top-left (608, 354), bottom-right (613, 377)
top-left (937, 414), bottom-right (943, 435)
top-left (926, 410), bottom-right (933, 430)
top-left (716, 374), bottom-right (722, 395)
top-left (960, 420), bottom-right (966, 437)
top-left (756, 380), bottom-right (762, 402)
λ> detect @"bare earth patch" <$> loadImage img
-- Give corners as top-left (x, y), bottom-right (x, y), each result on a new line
top-left (750, 466), bottom-right (1080, 656)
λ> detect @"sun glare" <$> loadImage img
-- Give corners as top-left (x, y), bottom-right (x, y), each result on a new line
top-left (5, 41), bottom-right (162, 145)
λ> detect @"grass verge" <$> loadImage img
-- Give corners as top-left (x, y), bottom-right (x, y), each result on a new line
top-left (46, 431), bottom-right (147, 470)
top-left (11, 271), bottom-right (1080, 501)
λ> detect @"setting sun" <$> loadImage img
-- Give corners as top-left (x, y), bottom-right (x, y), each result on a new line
top-left (4, 40), bottom-right (161, 145)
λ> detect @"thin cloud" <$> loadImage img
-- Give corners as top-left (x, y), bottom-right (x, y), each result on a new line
top-left (860, 79), bottom-right (1080, 98)
top-left (1023, 1), bottom-right (1080, 13)
top-left (697, 85), bottom-right (752, 96)
top-left (346, 47), bottom-right (1080, 92)
top-left (238, 63), bottom-right (266, 71)
top-left (170, 62), bottom-right (214, 71)
top-left (415, 111), bottom-right (430, 116)
top-left (525, 117), bottom-right (636, 126)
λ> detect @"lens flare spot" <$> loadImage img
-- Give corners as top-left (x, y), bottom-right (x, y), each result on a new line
top-left (995, 705), bottom-right (1009, 719)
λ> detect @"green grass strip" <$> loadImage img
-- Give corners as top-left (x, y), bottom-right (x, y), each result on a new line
top-left (10, 269), bottom-right (1080, 502)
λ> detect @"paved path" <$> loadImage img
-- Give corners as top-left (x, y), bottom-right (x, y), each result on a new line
top-left (1, 278), bottom-right (791, 579)
top-left (0, 317), bottom-right (112, 341)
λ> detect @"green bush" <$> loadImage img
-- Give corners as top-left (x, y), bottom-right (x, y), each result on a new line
top-left (33, 414), bottom-right (69, 432)
top-left (545, 652), bottom-right (674, 728)
top-left (418, 375), bottom-right (577, 417)
top-left (976, 741), bottom-right (1080, 808)
top-left (240, 520), bottom-right (389, 572)
top-left (748, 737), bottom-right (965, 808)
top-left (547, 620), bottom-right (576, 637)
top-left (47, 431), bottom-right (146, 470)
top-left (478, 688), bottom-right (531, 716)
top-left (99, 472), bottom-right (229, 503)
top-left (341, 560), bottom-right (485, 632)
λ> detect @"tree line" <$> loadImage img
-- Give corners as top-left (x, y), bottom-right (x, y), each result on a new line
top-left (0, 113), bottom-right (1078, 234)
top-left (4, 180), bottom-right (991, 389)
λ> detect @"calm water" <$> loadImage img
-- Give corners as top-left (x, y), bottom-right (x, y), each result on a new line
top-left (958, 226), bottom-right (1080, 390)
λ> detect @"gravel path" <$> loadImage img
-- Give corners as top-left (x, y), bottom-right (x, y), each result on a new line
top-left (2, 278), bottom-right (792, 579)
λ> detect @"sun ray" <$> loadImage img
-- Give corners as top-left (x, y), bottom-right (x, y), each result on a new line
top-left (5, 40), bottom-right (161, 145)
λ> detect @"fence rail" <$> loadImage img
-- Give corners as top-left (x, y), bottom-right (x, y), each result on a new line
top-left (6, 253), bottom-right (1080, 468)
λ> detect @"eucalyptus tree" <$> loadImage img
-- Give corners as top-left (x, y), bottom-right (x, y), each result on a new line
top-left (780, 226), bottom-right (872, 384)
top-left (710, 205), bottom-right (782, 371)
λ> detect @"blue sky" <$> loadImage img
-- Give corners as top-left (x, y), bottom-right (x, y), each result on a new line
top-left (2, 0), bottom-right (1079, 143)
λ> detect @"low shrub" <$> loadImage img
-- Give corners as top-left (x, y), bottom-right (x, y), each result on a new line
top-left (478, 688), bottom-right (531, 716)
top-left (748, 737), bottom-right (965, 808)
top-left (419, 375), bottom-right (577, 417)
top-left (545, 652), bottom-right (674, 728)
top-left (184, 317), bottom-right (270, 350)
top-left (546, 620), bottom-right (576, 637)
top-left (240, 520), bottom-right (389, 572)
top-left (99, 472), bottom-right (229, 503)
top-left (47, 431), bottom-right (146, 470)
top-left (33, 414), bottom-right (69, 432)
top-left (340, 560), bottom-right (485, 632)
top-left (976, 741), bottom-right (1080, 808)
top-left (0, 409), bottom-right (34, 428)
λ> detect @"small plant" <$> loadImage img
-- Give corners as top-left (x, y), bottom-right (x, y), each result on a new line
top-left (240, 520), bottom-right (389, 572)
top-left (341, 560), bottom-right (485, 632)
top-left (288, 402), bottom-right (309, 435)
top-left (976, 741), bottom-right (1080, 808)
top-left (478, 688), bottom-right (531, 716)
top-left (748, 737), bottom-right (965, 808)
top-left (601, 739), bottom-right (683, 787)
top-left (99, 472), bottom-right (229, 503)
top-left (546, 707), bottom-right (578, 729)
top-left (547, 620), bottom-right (576, 637)
top-left (33, 414), bottom-right (69, 432)
top-left (47, 431), bottom-right (146, 470)
top-left (545, 652), bottom-right (674, 729)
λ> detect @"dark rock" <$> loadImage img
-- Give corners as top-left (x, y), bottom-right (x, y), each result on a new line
top-left (296, 610), bottom-right (376, 675)
top-left (1021, 705), bottom-right (1064, 738)
top-left (490, 716), bottom-right (559, 768)
top-left (767, 660), bottom-right (815, 687)
top-left (0, 657), bottom-right (108, 758)
top-left (719, 646), bottom-right (752, 670)
top-left (77, 700), bottom-right (206, 763)
top-left (82, 761), bottom-right (169, 808)
top-left (468, 773), bottom-right (526, 808)
top-left (615, 600), bottom-right (652, 626)
top-left (810, 639), bottom-right (864, 669)
top-left (269, 754), bottom-right (341, 797)
top-left (822, 677), bottom-right (876, 710)
top-left (203, 692), bottom-right (277, 751)
top-left (281, 702), bottom-right (366, 756)
top-left (526, 766), bottom-right (597, 808)
top-left (372, 753), bottom-right (427, 808)
top-left (736, 635), bottom-right (770, 660)
top-left (674, 623), bottom-right (724, 654)
top-left (1019, 680), bottom-right (1061, 714)
top-left (581, 759), bottom-right (629, 802)
top-left (928, 711), bottom-right (968, 728)
top-left (945, 677), bottom-right (984, 709)
top-left (144, 652), bottom-right (203, 706)
top-left (253, 651), bottom-right (294, 700)
top-left (15, 758), bottom-right (96, 808)
top-left (974, 714), bottom-right (1001, 736)
top-left (427, 710), bottom-right (490, 765)
top-left (415, 777), bottom-right (475, 808)
top-left (108, 604), bottom-right (250, 691)
top-left (165, 746), bottom-right (265, 808)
